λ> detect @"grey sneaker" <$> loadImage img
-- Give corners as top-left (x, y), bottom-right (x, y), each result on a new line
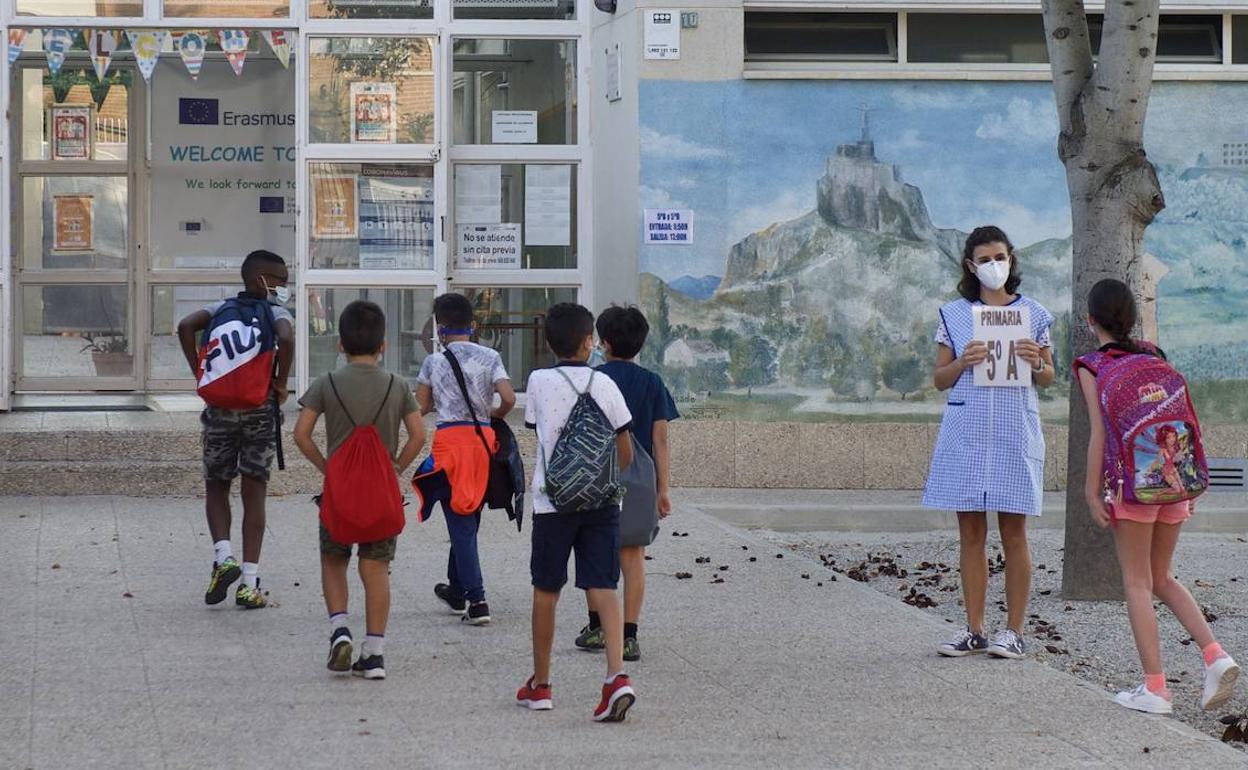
top-left (938, 626), bottom-right (989, 657)
top-left (987, 629), bottom-right (1026, 659)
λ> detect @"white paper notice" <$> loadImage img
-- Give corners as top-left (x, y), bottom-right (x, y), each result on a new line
top-left (457, 223), bottom-right (521, 269)
top-left (454, 165), bottom-right (502, 225)
top-left (973, 305), bottom-right (1033, 388)
top-left (491, 110), bottom-right (538, 144)
top-left (644, 208), bottom-right (693, 244)
top-left (524, 165), bottom-right (572, 247)
top-left (644, 10), bottom-right (681, 60)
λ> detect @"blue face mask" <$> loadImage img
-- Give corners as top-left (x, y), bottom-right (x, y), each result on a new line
top-left (262, 277), bottom-right (289, 306)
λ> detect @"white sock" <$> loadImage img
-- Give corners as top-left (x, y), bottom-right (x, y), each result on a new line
top-left (363, 634), bottom-right (384, 657)
top-left (241, 562), bottom-right (259, 589)
top-left (605, 671), bottom-right (626, 684)
top-left (330, 612), bottom-right (349, 631)
top-left (214, 540), bottom-right (233, 565)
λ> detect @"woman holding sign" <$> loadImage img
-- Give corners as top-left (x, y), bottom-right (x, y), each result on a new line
top-left (924, 226), bottom-right (1055, 660)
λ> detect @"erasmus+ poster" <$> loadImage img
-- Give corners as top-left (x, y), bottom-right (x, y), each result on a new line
top-left (150, 60), bottom-right (295, 268)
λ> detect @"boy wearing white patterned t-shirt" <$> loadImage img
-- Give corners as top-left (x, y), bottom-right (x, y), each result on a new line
top-left (515, 302), bottom-right (637, 722)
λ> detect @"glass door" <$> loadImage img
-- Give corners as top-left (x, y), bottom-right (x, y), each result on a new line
top-left (13, 61), bottom-right (141, 391)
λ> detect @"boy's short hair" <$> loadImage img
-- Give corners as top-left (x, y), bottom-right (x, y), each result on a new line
top-left (595, 306), bottom-right (649, 360)
top-left (240, 250), bottom-right (285, 283)
top-left (544, 303), bottom-right (595, 359)
top-left (433, 293), bottom-right (475, 330)
top-left (339, 300), bottom-right (386, 356)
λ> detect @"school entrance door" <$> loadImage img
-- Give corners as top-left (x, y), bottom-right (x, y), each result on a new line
top-left (11, 52), bottom-right (295, 392)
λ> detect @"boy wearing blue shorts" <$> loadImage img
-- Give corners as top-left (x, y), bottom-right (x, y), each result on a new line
top-left (515, 303), bottom-right (637, 722)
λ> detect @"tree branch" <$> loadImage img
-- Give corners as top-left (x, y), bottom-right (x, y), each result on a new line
top-left (1094, 0), bottom-right (1162, 143)
top-left (1041, 0), bottom-right (1095, 130)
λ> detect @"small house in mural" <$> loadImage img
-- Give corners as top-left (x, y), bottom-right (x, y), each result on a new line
top-left (663, 338), bottom-right (730, 369)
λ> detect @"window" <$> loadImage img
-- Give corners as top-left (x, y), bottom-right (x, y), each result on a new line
top-left (308, 163), bottom-right (435, 271)
top-left (306, 288), bottom-right (434, 380)
top-left (745, 12), bottom-right (897, 63)
top-left (21, 177), bottom-right (128, 271)
top-left (15, 0), bottom-right (142, 15)
top-left (22, 66), bottom-right (130, 163)
top-left (1236, 17), bottom-right (1248, 64)
top-left (308, 37), bottom-right (436, 145)
top-left (453, 163), bottom-right (576, 270)
top-left (453, 39), bottom-right (577, 145)
top-left (310, 0), bottom-right (432, 19)
top-left (909, 14), bottom-right (1048, 64)
top-left (453, 0), bottom-right (574, 22)
top-left (1088, 15), bottom-right (1222, 64)
top-left (163, 0), bottom-right (290, 17)
top-left (22, 284), bottom-right (131, 379)
top-left (455, 286), bottom-right (576, 386)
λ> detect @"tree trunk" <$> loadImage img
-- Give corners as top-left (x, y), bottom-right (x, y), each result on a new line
top-left (1042, 0), bottom-right (1166, 600)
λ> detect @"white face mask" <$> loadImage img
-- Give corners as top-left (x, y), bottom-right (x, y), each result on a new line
top-left (263, 277), bottom-right (290, 306)
top-left (975, 260), bottom-right (1010, 292)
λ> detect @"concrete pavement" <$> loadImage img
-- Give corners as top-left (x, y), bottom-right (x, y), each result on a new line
top-left (0, 495), bottom-right (1242, 769)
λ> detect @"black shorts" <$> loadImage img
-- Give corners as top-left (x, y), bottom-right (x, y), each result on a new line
top-left (530, 506), bottom-right (621, 592)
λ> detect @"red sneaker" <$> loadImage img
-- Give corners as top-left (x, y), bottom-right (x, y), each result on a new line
top-left (592, 674), bottom-right (636, 722)
top-left (516, 677), bottom-right (553, 711)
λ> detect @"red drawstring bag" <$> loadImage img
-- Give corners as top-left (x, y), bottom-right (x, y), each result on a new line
top-left (319, 373), bottom-right (406, 544)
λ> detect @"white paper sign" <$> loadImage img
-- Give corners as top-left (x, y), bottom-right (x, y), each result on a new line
top-left (644, 208), bottom-right (693, 244)
top-left (645, 10), bottom-right (681, 60)
top-left (491, 110), bottom-right (538, 144)
top-left (524, 164), bottom-right (572, 246)
top-left (458, 223), bottom-right (521, 269)
top-left (973, 305), bottom-right (1033, 388)
top-left (606, 44), bottom-right (622, 102)
top-left (454, 165), bottom-right (502, 224)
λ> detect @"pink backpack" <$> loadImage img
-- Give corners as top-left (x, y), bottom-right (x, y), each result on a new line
top-left (1076, 345), bottom-right (1209, 506)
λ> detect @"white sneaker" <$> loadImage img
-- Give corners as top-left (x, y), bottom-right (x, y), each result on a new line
top-left (1201, 655), bottom-right (1240, 711)
top-left (1114, 684), bottom-right (1173, 715)
top-left (986, 629), bottom-right (1026, 659)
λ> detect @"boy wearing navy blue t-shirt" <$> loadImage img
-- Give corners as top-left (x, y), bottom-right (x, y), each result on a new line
top-left (574, 306), bottom-right (679, 662)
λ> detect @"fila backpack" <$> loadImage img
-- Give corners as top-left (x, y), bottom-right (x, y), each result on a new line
top-left (197, 295), bottom-right (277, 410)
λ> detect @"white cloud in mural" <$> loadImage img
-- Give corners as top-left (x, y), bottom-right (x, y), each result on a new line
top-left (975, 98), bottom-right (1059, 145)
top-left (640, 127), bottom-right (728, 160)
top-left (887, 129), bottom-right (928, 152)
top-left (675, 177), bottom-right (699, 190)
top-left (729, 190), bottom-right (809, 239)
top-left (893, 86), bottom-right (989, 111)
top-left (640, 185), bottom-right (688, 210)
top-left (977, 199), bottom-right (1072, 246)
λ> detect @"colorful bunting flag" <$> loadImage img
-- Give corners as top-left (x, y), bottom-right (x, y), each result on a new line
top-left (43, 28), bottom-right (74, 74)
top-left (261, 30), bottom-right (290, 69)
top-left (218, 29), bottom-right (250, 77)
top-left (7, 29), bottom-right (28, 65)
top-left (126, 30), bottom-right (166, 82)
top-left (85, 30), bottom-right (118, 81)
top-left (172, 30), bottom-right (207, 80)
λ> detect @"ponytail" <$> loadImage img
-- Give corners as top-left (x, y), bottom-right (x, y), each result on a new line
top-left (1088, 279), bottom-right (1156, 357)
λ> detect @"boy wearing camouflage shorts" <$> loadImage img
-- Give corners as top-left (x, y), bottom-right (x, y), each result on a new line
top-left (177, 250), bottom-right (294, 609)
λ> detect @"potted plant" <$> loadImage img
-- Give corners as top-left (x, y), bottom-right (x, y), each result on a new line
top-left (80, 332), bottom-right (132, 377)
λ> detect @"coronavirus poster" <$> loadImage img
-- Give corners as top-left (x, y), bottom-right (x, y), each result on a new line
top-left (149, 60), bottom-right (296, 269)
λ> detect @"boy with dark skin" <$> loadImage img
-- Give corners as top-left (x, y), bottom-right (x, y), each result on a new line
top-left (177, 250), bottom-right (294, 608)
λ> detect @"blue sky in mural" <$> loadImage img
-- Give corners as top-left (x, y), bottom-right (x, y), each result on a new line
top-left (639, 80), bottom-right (1248, 285)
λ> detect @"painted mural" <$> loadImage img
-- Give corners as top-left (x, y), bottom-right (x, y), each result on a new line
top-left (638, 81), bottom-right (1248, 424)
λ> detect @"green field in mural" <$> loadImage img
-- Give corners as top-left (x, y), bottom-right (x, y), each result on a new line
top-left (638, 81), bottom-right (1248, 423)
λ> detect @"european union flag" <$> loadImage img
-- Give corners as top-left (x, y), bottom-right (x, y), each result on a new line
top-left (259, 197), bottom-right (285, 213)
top-left (179, 98), bottom-right (218, 126)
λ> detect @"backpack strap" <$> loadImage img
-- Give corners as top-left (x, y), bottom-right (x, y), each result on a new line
top-left (553, 365), bottom-right (594, 396)
top-left (327, 372), bottom-right (357, 427)
top-left (370, 375), bottom-right (396, 425)
top-left (443, 347), bottom-right (495, 458)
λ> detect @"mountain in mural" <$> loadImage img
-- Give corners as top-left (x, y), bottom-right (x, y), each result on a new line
top-left (668, 274), bottom-right (722, 301)
top-left (643, 127), bottom-right (1073, 401)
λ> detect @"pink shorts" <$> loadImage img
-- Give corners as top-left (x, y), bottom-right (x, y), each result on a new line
top-left (1112, 501), bottom-right (1191, 525)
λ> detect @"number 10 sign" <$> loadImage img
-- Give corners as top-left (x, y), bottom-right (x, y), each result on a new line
top-left (972, 305), bottom-right (1032, 388)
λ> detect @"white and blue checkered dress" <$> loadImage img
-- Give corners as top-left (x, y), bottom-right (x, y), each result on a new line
top-left (922, 296), bottom-right (1054, 516)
